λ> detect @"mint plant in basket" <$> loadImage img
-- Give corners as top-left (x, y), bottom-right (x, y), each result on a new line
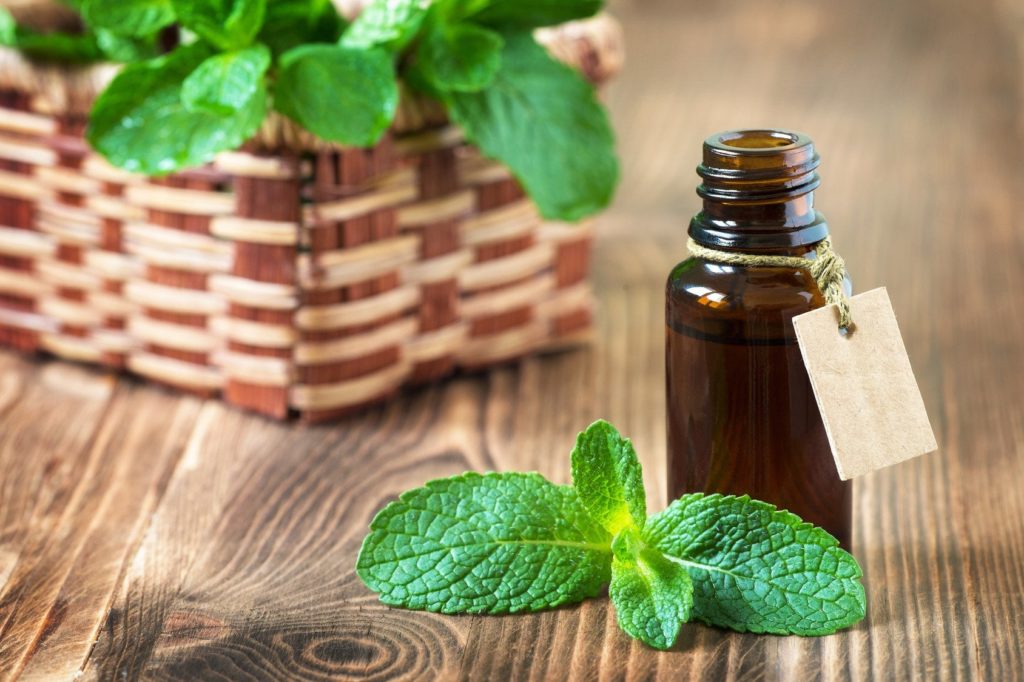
top-left (0, 0), bottom-right (620, 420)
top-left (2, 0), bottom-right (619, 222)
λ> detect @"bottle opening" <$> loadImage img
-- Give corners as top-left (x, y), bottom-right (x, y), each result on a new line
top-left (717, 130), bottom-right (800, 150)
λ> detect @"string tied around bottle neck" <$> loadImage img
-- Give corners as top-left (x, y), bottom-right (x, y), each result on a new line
top-left (685, 236), bottom-right (854, 332)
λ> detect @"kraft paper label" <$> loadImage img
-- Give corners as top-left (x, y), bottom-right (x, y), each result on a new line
top-left (792, 287), bottom-right (937, 480)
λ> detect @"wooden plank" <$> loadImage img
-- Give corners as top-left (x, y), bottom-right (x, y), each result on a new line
top-left (0, 356), bottom-right (114, 679)
top-left (0, 353), bottom-right (202, 680)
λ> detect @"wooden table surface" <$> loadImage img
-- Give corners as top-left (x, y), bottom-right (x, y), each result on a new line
top-left (2, 0), bottom-right (1023, 679)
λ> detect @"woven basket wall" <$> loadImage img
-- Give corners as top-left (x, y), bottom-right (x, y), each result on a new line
top-left (0, 14), bottom-right (623, 421)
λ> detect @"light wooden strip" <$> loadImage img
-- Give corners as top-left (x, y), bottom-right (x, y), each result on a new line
top-left (125, 241), bottom-right (231, 273)
top-left (461, 200), bottom-right (539, 246)
top-left (394, 125), bottom-right (464, 155)
top-left (290, 360), bottom-right (411, 410)
top-left (307, 170), bottom-right (417, 223)
top-left (537, 219), bottom-right (595, 243)
top-left (459, 156), bottom-right (513, 186)
top-left (125, 184), bottom-right (234, 215)
top-left (535, 282), bottom-right (594, 319)
top-left (39, 297), bottom-right (103, 327)
top-left (0, 168), bottom-right (55, 201)
top-left (215, 351), bottom-right (292, 386)
top-left (35, 166), bottom-right (101, 195)
top-left (125, 222), bottom-right (231, 256)
top-left (92, 329), bottom-right (135, 353)
top-left (459, 242), bottom-right (555, 292)
top-left (295, 317), bottom-right (416, 365)
top-left (220, 317), bottom-right (297, 349)
top-left (36, 217), bottom-right (100, 247)
top-left (0, 225), bottom-right (55, 258)
top-left (129, 315), bottom-right (220, 354)
top-left (0, 107), bottom-right (56, 136)
top-left (0, 134), bottom-right (56, 166)
top-left (210, 216), bottom-right (299, 246)
top-left (397, 190), bottom-right (474, 228)
top-left (81, 156), bottom-right (143, 185)
top-left (402, 249), bottom-right (472, 285)
top-left (125, 280), bottom-right (227, 316)
top-left (0, 268), bottom-right (50, 298)
top-left (0, 306), bottom-right (54, 333)
top-left (40, 333), bottom-right (102, 363)
top-left (214, 152), bottom-right (299, 179)
top-left (84, 251), bottom-right (142, 281)
top-left (36, 260), bottom-right (101, 291)
top-left (128, 351), bottom-right (222, 389)
top-left (38, 201), bottom-right (102, 229)
top-left (85, 194), bottom-right (145, 222)
top-left (461, 274), bottom-right (555, 318)
top-left (406, 322), bottom-right (467, 363)
top-left (298, 235), bottom-right (419, 290)
top-left (295, 285), bottom-right (419, 331)
top-left (207, 274), bottom-right (297, 310)
top-left (457, 320), bottom-right (547, 365)
top-left (88, 290), bottom-right (136, 317)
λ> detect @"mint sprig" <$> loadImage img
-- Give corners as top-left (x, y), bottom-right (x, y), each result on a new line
top-left (357, 420), bottom-right (867, 650)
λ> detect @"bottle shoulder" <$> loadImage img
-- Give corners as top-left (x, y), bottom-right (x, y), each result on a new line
top-left (666, 257), bottom-right (830, 316)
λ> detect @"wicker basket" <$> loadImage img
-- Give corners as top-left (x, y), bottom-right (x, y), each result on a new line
top-left (0, 13), bottom-right (623, 421)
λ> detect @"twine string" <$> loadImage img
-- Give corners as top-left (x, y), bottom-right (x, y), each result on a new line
top-left (686, 236), bottom-right (854, 331)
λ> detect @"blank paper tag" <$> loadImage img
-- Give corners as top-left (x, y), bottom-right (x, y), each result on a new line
top-left (792, 287), bottom-right (937, 480)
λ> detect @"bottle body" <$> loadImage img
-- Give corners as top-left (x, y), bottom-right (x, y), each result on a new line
top-left (665, 252), bottom-right (852, 548)
top-left (666, 129), bottom-right (852, 548)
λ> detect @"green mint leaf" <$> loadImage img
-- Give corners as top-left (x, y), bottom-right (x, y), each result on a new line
top-left (340, 0), bottom-right (430, 52)
top-left (446, 31), bottom-right (618, 221)
top-left (7, 29), bottom-right (105, 63)
top-left (182, 44), bottom-right (270, 115)
top-left (643, 494), bottom-right (867, 636)
top-left (356, 472), bottom-right (612, 613)
top-left (610, 542), bottom-right (693, 650)
top-left (82, 0), bottom-right (175, 38)
top-left (274, 43), bottom-right (397, 146)
top-left (415, 20), bottom-right (502, 92)
top-left (258, 0), bottom-right (345, 56)
top-left (87, 43), bottom-right (267, 174)
top-left (172, 0), bottom-right (267, 50)
top-left (0, 9), bottom-right (16, 46)
top-left (95, 29), bottom-right (161, 62)
top-left (570, 419), bottom-right (646, 535)
top-left (462, 0), bottom-right (601, 29)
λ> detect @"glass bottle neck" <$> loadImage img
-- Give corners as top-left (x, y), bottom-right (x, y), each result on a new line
top-left (687, 130), bottom-right (830, 252)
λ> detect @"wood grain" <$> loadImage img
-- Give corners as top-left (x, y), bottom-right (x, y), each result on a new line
top-left (2, 0), bottom-right (1024, 678)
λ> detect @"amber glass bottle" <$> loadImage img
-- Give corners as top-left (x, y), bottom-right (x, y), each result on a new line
top-left (665, 129), bottom-right (852, 548)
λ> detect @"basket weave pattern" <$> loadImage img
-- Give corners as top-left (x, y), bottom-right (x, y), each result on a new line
top-left (0, 16), bottom-right (621, 421)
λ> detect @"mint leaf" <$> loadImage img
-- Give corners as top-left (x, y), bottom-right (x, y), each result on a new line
top-left (610, 541), bottom-right (693, 650)
top-left (258, 0), bottom-right (345, 56)
top-left (182, 44), bottom-right (271, 115)
top-left (95, 29), bottom-right (161, 62)
top-left (7, 29), bottom-right (105, 63)
top-left (570, 420), bottom-right (646, 535)
top-left (172, 0), bottom-right (266, 50)
top-left (87, 43), bottom-right (267, 174)
top-left (274, 44), bottom-right (397, 146)
top-left (446, 31), bottom-right (618, 221)
top-left (0, 9), bottom-right (16, 45)
top-left (643, 494), bottom-right (866, 636)
top-left (416, 20), bottom-right (502, 92)
top-left (356, 472), bottom-right (612, 613)
top-left (462, 0), bottom-right (601, 28)
top-left (341, 0), bottom-right (430, 52)
top-left (82, 0), bottom-right (175, 38)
